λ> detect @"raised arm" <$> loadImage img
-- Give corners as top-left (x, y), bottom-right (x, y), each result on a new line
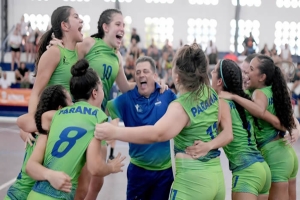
top-left (28, 47), bottom-right (60, 114)
top-left (95, 101), bottom-right (189, 143)
top-left (219, 90), bottom-right (285, 131)
top-left (115, 51), bottom-right (136, 93)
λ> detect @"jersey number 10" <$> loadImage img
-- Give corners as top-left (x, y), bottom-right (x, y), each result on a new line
top-left (51, 127), bottom-right (87, 158)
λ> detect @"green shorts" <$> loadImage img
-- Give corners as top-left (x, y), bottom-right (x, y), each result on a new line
top-left (289, 146), bottom-right (299, 179)
top-left (27, 190), bottom-right (59, 200)
top-left (170, 157), bottom-right (225, 200)
top-left (260, 139), bottom-right (298, 182)
top-left (232, 161), bottom-right (271, 195)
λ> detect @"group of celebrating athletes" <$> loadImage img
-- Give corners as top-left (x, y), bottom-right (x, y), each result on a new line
top-left (3, 5), bottom-right (299, 200)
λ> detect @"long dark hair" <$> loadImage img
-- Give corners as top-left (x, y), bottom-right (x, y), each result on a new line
top-left (217, 59), bottom-right (253, 140)
top-left (255, 55), bottom-right (295, 132)
top-left (35, 6), bottom-right (73, 74)
top-left (35, 85), bottom-right (68, 134)
top-left (91, 9), bottom-right (122, 39)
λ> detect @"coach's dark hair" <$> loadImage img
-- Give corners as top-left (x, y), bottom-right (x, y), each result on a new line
top-left (173, 43), bottom-right (209, 101)
top-left (217, 59), bottom-right (256, 140)
top-left (135, 56), bottom-right (157, 73)
top-left (35, 6), bottom-right (73, 75)
top-left (70, 59), bottom-right (101, 101)
top-left (35, 85), bottom-right (68, 134)
top-left (255, 55), bottom-right (295, 132)
top-left (91, 9), bottom-right (122, 39)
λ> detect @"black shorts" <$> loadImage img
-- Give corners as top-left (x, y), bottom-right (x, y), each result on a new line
top-left (11, 47), bottom-right (20, 52)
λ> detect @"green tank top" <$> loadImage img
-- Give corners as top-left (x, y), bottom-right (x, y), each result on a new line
top-left (223, 100), bottom-right (264, 172)
top-left (173, 87), bottom-right (220, 162)
top-left (32, 101), bottom-right (107, 200)
top-left (254, 86), bottom-right (278, 149)
top-left (47, 46), bottom-right (78, 93)
top-left (85, 38), bottom-right (119, 110)
top-left (6, 134), bottom-right (38, 199)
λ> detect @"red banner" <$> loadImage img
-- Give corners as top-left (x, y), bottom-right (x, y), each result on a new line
top-left (0, 89), bottom-right (31, 106)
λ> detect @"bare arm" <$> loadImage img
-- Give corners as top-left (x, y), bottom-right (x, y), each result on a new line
top-left (185, 99), bottom-right (233, 157)
top-left (17, 111), bottom-right (56, 133)
top-left (115, 51), bottom-right (136, 93)
top-left (220, 90), bottom-right (285, 131)
top-left (96, 102), bottom-right (189, 143)
top-left (26, 134), bottom-right (72, 192)
top-left (209, 99), bottom-right (233, 149)
top-left (87, 138), bottom-right (125, 177)
top-left (28, 47), bottom-right (60, 114)
top-left (26, 134), bottom-right (50, 180)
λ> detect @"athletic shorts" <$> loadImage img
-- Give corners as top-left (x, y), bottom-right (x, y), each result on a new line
top-left (27, 191), bottom-right (59, 200)
top-left (170, 157), bottom-right (225, 200)
top-left (126, 163), bottom-right (173, 200)
top-left (4, 185), bottom-right (32, 200)
top-left (289, 146), bottom-right (299, 179)
top-left (232, 161), bottom-right (271, 195)
top-left (11, 47), bottom-right (20, 52)
top-left (260, 139), bottom-right (298, 182)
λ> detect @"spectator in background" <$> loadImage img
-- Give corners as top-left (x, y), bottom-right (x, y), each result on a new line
top-left (127, 38), bottom-right (141, 63)
top-left (0, 72), bottom-right (11, 89)
top-left (20, 15), bottom-right (28, 47)
top-left (162, 39), bottom-right (174, 73)
top-left (131, 28), bottom-right (140, 44)
top-left (9, 26), bottom-right (22, 71)
top-left (270, 47), bottom-right (281, 64)
top-left (242, 32), bottom-right (257, 55)
top-left (124, 56), bottom-right (135, 82)
top-left (26, 23), bottom-right (36, 63)
top-left (260, 43), bottom-right (271, 56)
top-left (205, 40), bottom-right (218, 65)
top-left (223, 51), bottom-right (238, 63)
top-left (281, 43), bottom-right (292, 63)
top-left (147, 38), bottom-right (160, 73)
top-left (15, 62), bottom-right (30, 88)
top-left (119, 40), bottom-right (127, 57)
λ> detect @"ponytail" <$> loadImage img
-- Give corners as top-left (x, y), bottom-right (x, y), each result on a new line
top-left (34, 28), bottom-right (54, 76)
top-left (255, 55), bottom-right (295, 133)
top-left (271, 65), bottom-right (295, 133)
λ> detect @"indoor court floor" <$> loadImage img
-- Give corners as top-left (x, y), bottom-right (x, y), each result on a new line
top-left (0, 121), bottom-right (299, 200)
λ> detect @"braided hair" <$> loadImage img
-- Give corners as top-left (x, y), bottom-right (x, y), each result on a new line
top-left (34, 85), bottom-right (68, 134)
top-left (217, 59), bottom-right (257, 140)
top-left (255, 55), bottom-right (295, 133)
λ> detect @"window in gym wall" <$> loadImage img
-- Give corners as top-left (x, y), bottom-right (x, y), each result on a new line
top-left (229, 19), bottom-right (260, 53)
top-left (104, 0), bottom-right (133, 2)
top-left (232, 0), bottom-right (261, 7)
top-left (24, 13), bottom-right (50, 32)
top-left (276, 0), bottom-right (300, 8)
top-left (144, 17), bottom-right (174, 49)
top-left (188, 0), bottom-right (218, 5)
top-left (145, 0), bottom-right (174, 3)
top-left (274, 21), bottom-right (300, 55)
top-left (124, 16), bottom-right (132, 47)
top-left (187, 18), bottom-right (217, 50)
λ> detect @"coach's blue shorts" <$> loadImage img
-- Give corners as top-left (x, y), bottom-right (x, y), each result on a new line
top-left (127, 162), bottom-right (173, 200)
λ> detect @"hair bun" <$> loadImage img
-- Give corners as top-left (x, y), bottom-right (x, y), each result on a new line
top-left (71, 59), bottom-right (89, 76)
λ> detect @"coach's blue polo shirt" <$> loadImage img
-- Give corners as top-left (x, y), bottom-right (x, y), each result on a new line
top-left (106, 83), bottom-right (177, 170)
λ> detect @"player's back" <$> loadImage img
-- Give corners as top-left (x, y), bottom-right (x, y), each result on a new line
top-left (31, 101), bottom-right (107, 200)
